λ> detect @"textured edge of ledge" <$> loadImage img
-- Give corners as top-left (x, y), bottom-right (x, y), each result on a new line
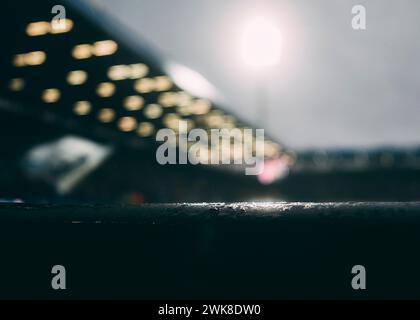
top-left (1, 202), bottom-right (420, 224)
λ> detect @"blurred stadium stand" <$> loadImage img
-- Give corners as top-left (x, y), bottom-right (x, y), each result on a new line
top-left (0, 0), bottom-right (292, 203)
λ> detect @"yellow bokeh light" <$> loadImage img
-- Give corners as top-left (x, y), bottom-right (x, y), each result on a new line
top-left (177, 105), bottom-right (192, 116)
top-left (42, 88), bottom-right (61, 103)
top-left (96, 82), bottom-right (116, 97)
top-left (176, 92), bottom-right (192, 107)
top-left (9, 78), bottom-right (25, 91)
top-left (124, 96), bottom-right (144, 111)
top-left (163, 113), bottom-right (182, 130)
top-left (130, 64), bottom-right (149, 79)
top-left (50, 19), bottom-right (74, 34)
top-left (98, 108), bottom-right (116, 123)
top-left (26, 21), bottom-right (50, 36)
top-left (108, 63), bottom-right (149, 81)
top-left (264, 141), bottom-right (281, 158)
top-left (191, 99), bottom-right (211, 115)
top-left (25, 51), bottom-right (47, 66)
top-left (137, 122), bottom-right (155, 137)
top-left (108, 65), bottom-right (130, 81)
top-left (93, 40), bottom-right (118, 56)
top-left (135, 78), bottom-right (155, 93)
top-left (27, 19), bottom-right (73, 36)
top-left (74, 101), bottom-right (92, 116)
top-left (14, 51), bottom-right (46, 67)
top-left (13, 54), bottom-right (26, 67)
top-left (118, 117), bottom-right (138, 132)
top-left (154, 76), bottom-right (173, 91)
top-left (144, 104), bottom-right (163, 119)
top-left (72, 44), bottom-right (93, 59)
top-left (67, 70), bottom-right (88, 85)
top-left (205, 110), bottom-right (225, 127)
top-left (158, 92), bottom-right (178, 107)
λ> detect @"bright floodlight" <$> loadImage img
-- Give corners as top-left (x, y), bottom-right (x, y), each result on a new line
top-left (166, 62), bottom-right (219, 100)
top-left (240, 18), bottom-right (282, 70)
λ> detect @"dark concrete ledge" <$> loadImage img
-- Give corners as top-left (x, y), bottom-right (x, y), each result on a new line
top-left (1, 202), bottom-right (420, 224)
top-left (0, 203), bottom-right (420, 299)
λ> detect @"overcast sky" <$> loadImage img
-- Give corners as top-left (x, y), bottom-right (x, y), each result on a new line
top-left (96, 0), bottom-right (420, 150)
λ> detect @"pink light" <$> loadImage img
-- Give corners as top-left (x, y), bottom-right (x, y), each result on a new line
top-left (258, 157), bottom-right (289, 185)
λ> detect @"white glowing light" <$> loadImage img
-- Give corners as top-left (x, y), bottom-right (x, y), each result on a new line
top-left (240, 18), bottom-right (283, 69)
top-left (166, 63), bottom-right (219, 100)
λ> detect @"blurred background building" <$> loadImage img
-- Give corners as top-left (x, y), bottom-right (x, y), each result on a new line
top-left (1, 0), bottom-right (420, 204)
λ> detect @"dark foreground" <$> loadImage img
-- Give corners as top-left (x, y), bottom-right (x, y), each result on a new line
top-left (0, 202), bottom-right (419, 299)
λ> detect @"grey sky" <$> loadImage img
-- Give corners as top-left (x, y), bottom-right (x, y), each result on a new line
top-left (97, 0), bottom-right (420, 150)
